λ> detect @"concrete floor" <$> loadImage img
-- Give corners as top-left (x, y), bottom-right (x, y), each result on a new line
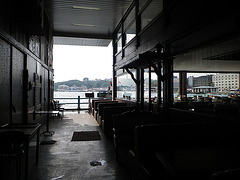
top-left (28, 111), bottom-right (131, 180)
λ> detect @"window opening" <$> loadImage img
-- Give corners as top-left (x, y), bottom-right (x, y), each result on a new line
top-left (124, 5), bottom-right (136, 45)
top-left (116, 69), bottom-right (137, 101)
top-left (141, 0), bottom-right (163, 30)
top-left (53, 43), bottom-right (113, 110)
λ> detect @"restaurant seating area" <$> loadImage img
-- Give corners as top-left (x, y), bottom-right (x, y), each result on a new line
top-left (1, 112), bottom-right (133, 180)
top-left (173, 95), bottom-right (240, 119)
top-left (90, 99), bottom-right (240, 180)
top-left (130, 122), bottom-right (240, 180)
top-left (2, 98), bottom-right (240, 180)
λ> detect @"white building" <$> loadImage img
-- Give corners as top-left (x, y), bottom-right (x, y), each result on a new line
top-left (212, 73), bottom-right (239, 92)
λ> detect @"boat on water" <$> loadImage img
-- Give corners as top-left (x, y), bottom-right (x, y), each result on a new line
top-left (97, 90), bottom-right (112, 99)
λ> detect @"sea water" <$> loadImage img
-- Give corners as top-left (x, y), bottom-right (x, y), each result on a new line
top-left (54, 91), bottom-right (97, 109)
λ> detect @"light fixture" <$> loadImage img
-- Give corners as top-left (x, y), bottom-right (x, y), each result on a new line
top-left (72, 6), bottom-right (100, 10)
top-left (72, 23), bottom-right (96, 27)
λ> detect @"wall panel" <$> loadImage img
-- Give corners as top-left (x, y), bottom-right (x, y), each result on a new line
top-left (27, 56), bottom-right (36, 117)
top-left (12, 47), bottom-right (24, 123)
top-left (0, 38), bottom-right (11, 125)
top-left (43, 69), bottom-right (49, 110)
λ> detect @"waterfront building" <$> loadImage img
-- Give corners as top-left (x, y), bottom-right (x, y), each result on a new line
top-left (173, 76), bottom-right (179, 93)
top-left (189, 75), bottom-right (213, 88)
top-left (192, 86), bottom-right (218, 94)
top-left (188, 76), bottom-right (194, 88)
top-left (212, 73), bottom-right (240, 92)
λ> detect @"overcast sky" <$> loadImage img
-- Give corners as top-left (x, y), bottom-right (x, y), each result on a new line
top-left (53, 43), bottom-right (113, 82)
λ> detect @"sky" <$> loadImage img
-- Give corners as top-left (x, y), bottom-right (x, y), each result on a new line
top-left (53, 43), bottom-right (113, 82)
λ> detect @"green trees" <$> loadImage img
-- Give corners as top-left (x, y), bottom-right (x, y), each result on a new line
top-left (54, 79), bottom-right (111, 90)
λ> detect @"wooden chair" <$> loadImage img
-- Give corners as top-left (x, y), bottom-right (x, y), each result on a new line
top-left (51, 100), bottom-right (64, 118)
top-left (0, 131), bottom-right (25, 180)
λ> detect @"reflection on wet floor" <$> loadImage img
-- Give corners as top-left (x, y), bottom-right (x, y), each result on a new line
top-left (29, 112), bottom-right (131, 180)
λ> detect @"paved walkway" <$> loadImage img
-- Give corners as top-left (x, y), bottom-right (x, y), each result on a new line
top-left (29, 112), bottom-right (131, 180)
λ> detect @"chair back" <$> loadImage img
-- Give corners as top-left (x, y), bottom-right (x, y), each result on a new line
top-left (0, 131), bottom-right (25, 154)
top-left (51, 100), bottom-right (56, 110)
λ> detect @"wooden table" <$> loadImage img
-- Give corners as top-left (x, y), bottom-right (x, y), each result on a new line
top-left (0, 123), bottom-right (41, 180)
top-left (34, 110), bottom-right (61, 118)
top-left (30, 111), bottom-right (60, 135)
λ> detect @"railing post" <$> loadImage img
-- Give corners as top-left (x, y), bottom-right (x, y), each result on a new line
top-left (78, 96), bottom-right (80, 110)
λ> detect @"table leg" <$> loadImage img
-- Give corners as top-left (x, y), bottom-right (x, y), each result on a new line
top-left (46, 113), bottom-right (50, 132)
top-left (41, 114), bottom-right (54, 136)
top-left (36, 128), bottom-right (40, 164)
top-left (24, 139), bottom-right (29, 180)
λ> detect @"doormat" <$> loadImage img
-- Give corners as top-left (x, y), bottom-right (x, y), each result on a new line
top-left (71, 131), bottom-right (101, 141)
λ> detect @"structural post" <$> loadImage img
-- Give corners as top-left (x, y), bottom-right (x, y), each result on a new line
top-left (179, 72), bottom-right (187, 101)
top-left (78, 96), bottom-right (80, 110)
top-left (140, 68), bottom-right (144, 111)
top-left (163, 45), bottom-right (173, 109)
top-left (112, 38), bottom-right (117, 100)
top-left (149, 65), bottom-right (152, 112)
top-left (136, 68), bottom-right (141, 110)
top-left (157, 62), bottom-right (162, 112)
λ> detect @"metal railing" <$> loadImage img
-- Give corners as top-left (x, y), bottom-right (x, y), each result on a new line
top-left (54, 96), bottom-right (90, 110)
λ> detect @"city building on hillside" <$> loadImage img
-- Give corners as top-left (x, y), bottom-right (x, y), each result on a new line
top-left (212, 73), bottom-right (240, 92)
top-left (58, 84), bottom-right (69, 91)
top-left (188, 75), bottom-right (213, 88)
top-left (173, 76), bottom-right (179, 93)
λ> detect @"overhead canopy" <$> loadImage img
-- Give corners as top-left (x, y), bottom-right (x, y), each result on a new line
top-left (53, 36), bottom-right (112, 47)
top-left (45, 0), bottom-right (133, 46)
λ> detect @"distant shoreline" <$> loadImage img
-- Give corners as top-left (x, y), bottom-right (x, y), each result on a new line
top-left (54, 90), bottom-right (105, 92)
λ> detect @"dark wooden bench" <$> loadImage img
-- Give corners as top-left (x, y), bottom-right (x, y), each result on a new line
top-left (91, 99), bottom-right (112, 116)
top-left (129, 122), bottom-right (240, 180)
top-left (102, 106), bottom-right (136, 138)
top-left (211, 168), bottom-right (240, 179)
top-left (93, 100), bottom-right (117, 120)
top-left (112, 110), bottom-right (161, 161)
top-left (96, 102), bottom-right (123, 125)
top-left (97, 102), bottom-right (127, 126)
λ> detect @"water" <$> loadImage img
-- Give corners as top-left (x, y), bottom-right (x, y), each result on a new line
top-left (54, 91), bottom-right (230, 109)
top-left (54, 91), bottom-right (99, 109)
top-left (54, 91), bottom-right (138, 109)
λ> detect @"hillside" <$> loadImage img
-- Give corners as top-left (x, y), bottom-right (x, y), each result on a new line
top-left (54, 79), bottom-right (112, 91)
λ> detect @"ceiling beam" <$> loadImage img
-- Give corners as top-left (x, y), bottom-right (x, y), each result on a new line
top-left (53, 31), bottom-right (113, 40)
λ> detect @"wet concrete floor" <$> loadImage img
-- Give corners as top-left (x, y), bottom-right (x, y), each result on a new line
top-left (29, 111), bottom-right (131, 180)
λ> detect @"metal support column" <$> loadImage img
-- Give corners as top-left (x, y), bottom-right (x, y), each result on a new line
top-left (163, 46), bottom-right (173, 109)
top-left (149, 65), bottom-right (152, 112)
top-left (140, 68), bottom-right (144, 111)
top-left (112, 38), bottom-right (117, 100)
top-left (78, 96), bottom-right (80, 110)
top-left (179, 72), bottom-right (187, 101)
top-left (157, 62), bottom-right (162, 111)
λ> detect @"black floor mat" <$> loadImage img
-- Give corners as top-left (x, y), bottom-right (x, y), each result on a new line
top-left (71, 131), bottom-right (101, 141)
